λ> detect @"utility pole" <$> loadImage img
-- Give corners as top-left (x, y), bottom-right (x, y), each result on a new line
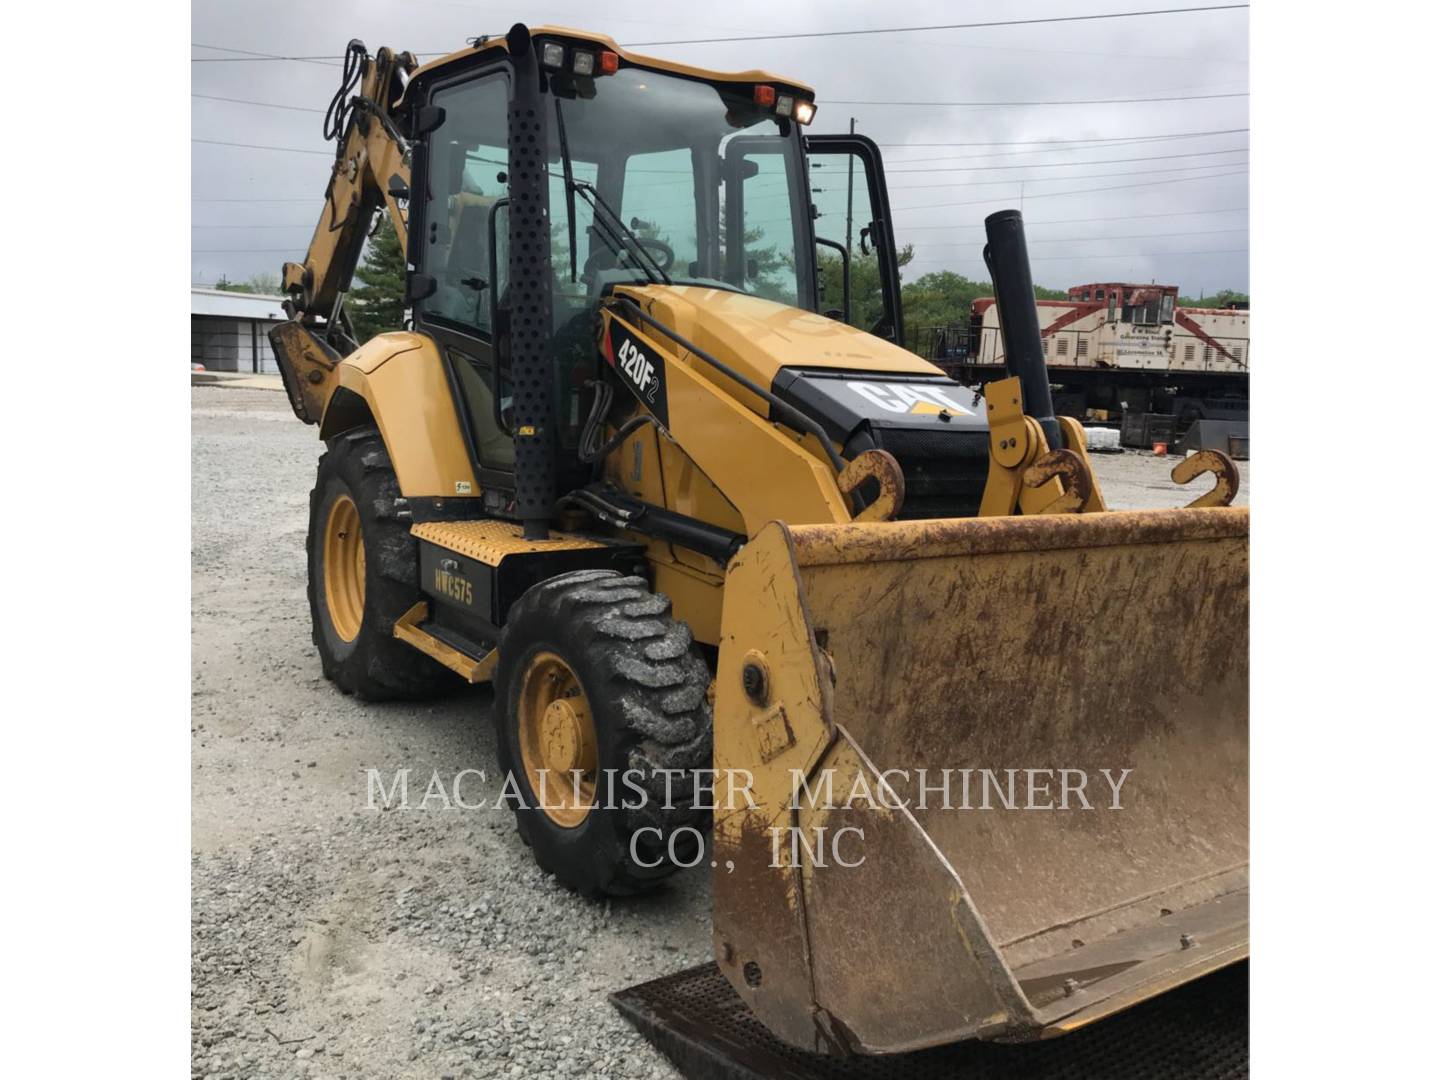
top-left (844, 117), bottom-right (856, 252)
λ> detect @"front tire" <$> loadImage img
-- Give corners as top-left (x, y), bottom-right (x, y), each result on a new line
top-left (306, 428), bottom-right (456, 701)
top-left (494, 570), bottom-right (713, 897)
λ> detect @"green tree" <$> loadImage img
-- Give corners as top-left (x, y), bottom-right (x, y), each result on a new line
top-left (349, 218), bottom-right (407, 343)
top-left (247, 271), bottom-right (281, 295)
top-left (899, 270), bottom-right (1068, 356)
top-left (1178, 288), bottom-right (1248, 308)
top-left (213, 275), bottom-right (254, 293)
top-left (816, 243), bottom-right (915, 332)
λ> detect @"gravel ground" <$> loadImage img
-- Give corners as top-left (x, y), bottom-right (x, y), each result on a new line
top-left (191, 386), bottom-right (1248, 1079)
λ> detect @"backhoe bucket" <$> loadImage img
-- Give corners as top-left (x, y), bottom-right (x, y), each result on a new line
top-left (710, 508), bottom-right (1248, 1056)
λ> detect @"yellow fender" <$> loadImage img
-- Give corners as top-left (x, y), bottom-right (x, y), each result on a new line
top-left (318, 332), bottom-right (479, 499)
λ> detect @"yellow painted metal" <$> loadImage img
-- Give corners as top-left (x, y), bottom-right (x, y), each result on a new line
top-left (1057, 415), bottom-right (1109, 513)
top-left (516, 651), bottom-right (597, 828)
top-left (322, 333), bottom-right (479, 499)
top-left (269, 321), bottom-right (341, 424)
top-left (392, 602), bottom-right (499, 684)
top-left (650, 557), bottom-right (724, 647)
top-left (409, 25), bottom-right (815, 95)
top-left (411, 519), bottom-right (606, 566)
top-left (617, 286), bottom-right (939, 403)
top-left (599, 309), bottom-right (851, 534)
top-left (1171, 449), bottom-right (1241, 508)
top-left (711, 509), bottom-right (1249, 1054)
top-left (322, 493), bottom-right (366, 642)
top-left (978, 378), bottom-right (1105, 517)
top-left (282, 46), bottom-right (413, 318)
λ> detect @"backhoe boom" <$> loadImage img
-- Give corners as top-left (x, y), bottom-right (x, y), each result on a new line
top-left (281, 42), bottom-right (416, 338)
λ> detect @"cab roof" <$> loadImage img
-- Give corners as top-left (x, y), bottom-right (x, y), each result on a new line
top-left (407, 24), bottom-right (814, 96)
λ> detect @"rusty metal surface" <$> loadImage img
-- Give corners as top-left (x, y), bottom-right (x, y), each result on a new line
top-left (612, 960), bottom-right (1248, 1079)
top-left (836, 449), bottom-right (906, 522)
top-left (789, 505), bottom-right (1247, 563)
top-left (269, 320), bottom-right (339, 424)
top-left (711, 509), bottom-right (1249, 1054)
top-left (1022, 448), bottom-right (1091, 513)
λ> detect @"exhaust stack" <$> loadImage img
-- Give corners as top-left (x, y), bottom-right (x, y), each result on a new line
top-left (505, 23), bottom-right (557, 540)
top-left (984, 209), bottom-right (1061, 451)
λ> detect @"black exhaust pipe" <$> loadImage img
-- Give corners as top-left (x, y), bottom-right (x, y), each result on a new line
top-left (983, 210), bottom-right (1061, 451)
top-left (506, 23), bottom-right (557, 540)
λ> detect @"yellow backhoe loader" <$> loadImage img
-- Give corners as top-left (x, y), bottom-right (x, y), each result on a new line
top-left (272, 23), bottom-right (1248, 1059)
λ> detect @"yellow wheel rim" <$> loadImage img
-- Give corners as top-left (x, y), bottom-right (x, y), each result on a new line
top-left (517, 651), bottom-right (597, 828)
top-left (323, 493), bottom-right (366, 643)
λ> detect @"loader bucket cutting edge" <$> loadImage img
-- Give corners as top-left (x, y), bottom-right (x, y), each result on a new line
top-left (710, 507), bottom-right (1248, 1056)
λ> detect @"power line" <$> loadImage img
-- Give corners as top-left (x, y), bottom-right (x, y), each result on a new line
top-left (192, 93), bottom-right (324, 113)
top-left (907, 247), bottom-right (1249, 265)
top-left (878, 135), bottom-right (1249, 166)
top-left (188, 85), bottom-right (1250, 144)
top-left (192, 223), bottom-right (314, 229)
top-left (192, 132), bottom-right (1246, 180)
top-left (877, 127), bottom-right (1248, 149)
top-left (916, 227), bottom-right (1248, 249)
top-left (892, 168), bottom-right (1248, 211)
top-left (191, 6), bottom-right (1249, 61)
top-left (194, 248), bottom-right (305, 254)
top-left (832, 91), bottom-right (1246, 107)
top-left (621, 6), bottom-right (1250, 47)
top-left (193, 138), bottom-right (331, 156)
top-left (191, 43), bottom-right (339, 66)
top-left (886, 146), bottom-right (1247, 173)
top-left (888, 160), bottom-right (1247, 193)
top-left (896, 205), bottom-right (1248, 231)
top-left (193, 197), bottom-right (318, 203)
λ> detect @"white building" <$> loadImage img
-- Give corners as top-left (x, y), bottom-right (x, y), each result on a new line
top-left (191, 287), bottom-right (288, 373)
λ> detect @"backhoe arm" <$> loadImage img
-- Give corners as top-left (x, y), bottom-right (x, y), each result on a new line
top-left (280, 41), bottom-right (417, 335)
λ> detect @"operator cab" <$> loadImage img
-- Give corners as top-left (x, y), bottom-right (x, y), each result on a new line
top-left (404, 29), bottom-right (905, 505)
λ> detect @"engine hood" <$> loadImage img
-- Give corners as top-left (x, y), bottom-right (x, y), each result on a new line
top-left (613, 284), bottom-right (941, 387)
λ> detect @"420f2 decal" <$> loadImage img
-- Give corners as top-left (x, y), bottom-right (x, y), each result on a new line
top-left (605, 323), bottom-right (669, 427)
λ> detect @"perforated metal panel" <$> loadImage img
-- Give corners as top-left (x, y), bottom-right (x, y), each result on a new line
top-left (411, 520), bottom-right (606, 565)
top-left (612, 962), bottom-right (1247, 1080)
top-left (506, 41), bottom-right (556, 537)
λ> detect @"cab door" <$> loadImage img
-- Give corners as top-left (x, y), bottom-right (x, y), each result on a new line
top-left (408, 67), bottom-right (518, 489)
top-left (803, 133), bottom-right (905, 345)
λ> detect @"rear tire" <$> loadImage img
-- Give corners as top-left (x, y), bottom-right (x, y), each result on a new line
top-left (306, 428), bottom-right (457, 701)
top-left (494, 570), bottom-right (713, 897)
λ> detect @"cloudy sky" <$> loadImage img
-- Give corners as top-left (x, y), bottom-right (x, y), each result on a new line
top-left (191, 0), bottom-right (1249, 297)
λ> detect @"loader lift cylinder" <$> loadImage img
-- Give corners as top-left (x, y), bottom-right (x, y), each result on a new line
top-left (983, 209), bottom-right (1062, 451)
top-left (505, 23), bottom-right (558, 540)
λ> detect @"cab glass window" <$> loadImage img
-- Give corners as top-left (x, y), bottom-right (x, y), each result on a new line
top-left (423, 74), bottom-right (509, 335)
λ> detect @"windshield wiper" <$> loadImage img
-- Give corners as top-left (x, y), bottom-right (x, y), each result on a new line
top-left (574, 180), bottom-right (672, 286)
top-left (553, 99), bottom-right (579, 283)
top-left (551, 100), bottom-right (671, 286)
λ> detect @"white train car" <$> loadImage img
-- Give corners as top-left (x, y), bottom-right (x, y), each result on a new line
top-left (955, 283), bottom-right (1249, 429)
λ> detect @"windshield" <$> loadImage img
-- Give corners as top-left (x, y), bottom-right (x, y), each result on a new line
top-left (546, 66), bottom-right (813, 313)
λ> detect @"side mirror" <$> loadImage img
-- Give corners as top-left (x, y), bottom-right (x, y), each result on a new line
top-left (405, 272), bottom-right (437, 303)
top-left (815, 236), bottom-right (851, 325)
top-left (411, 104), bottom-right (446, 137)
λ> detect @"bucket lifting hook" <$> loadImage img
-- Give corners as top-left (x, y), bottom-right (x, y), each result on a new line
top-left (1171, 449), bottom-right (1240, 508)
top-left (1023, 448), bottom-right (1091, 514)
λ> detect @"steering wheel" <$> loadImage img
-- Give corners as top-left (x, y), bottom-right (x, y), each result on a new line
top-left (621, 237), bottom-right (674, 273)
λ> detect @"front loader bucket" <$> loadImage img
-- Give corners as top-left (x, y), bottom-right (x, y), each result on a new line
top-left (710, 508), bottom-right (1248, 1056)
